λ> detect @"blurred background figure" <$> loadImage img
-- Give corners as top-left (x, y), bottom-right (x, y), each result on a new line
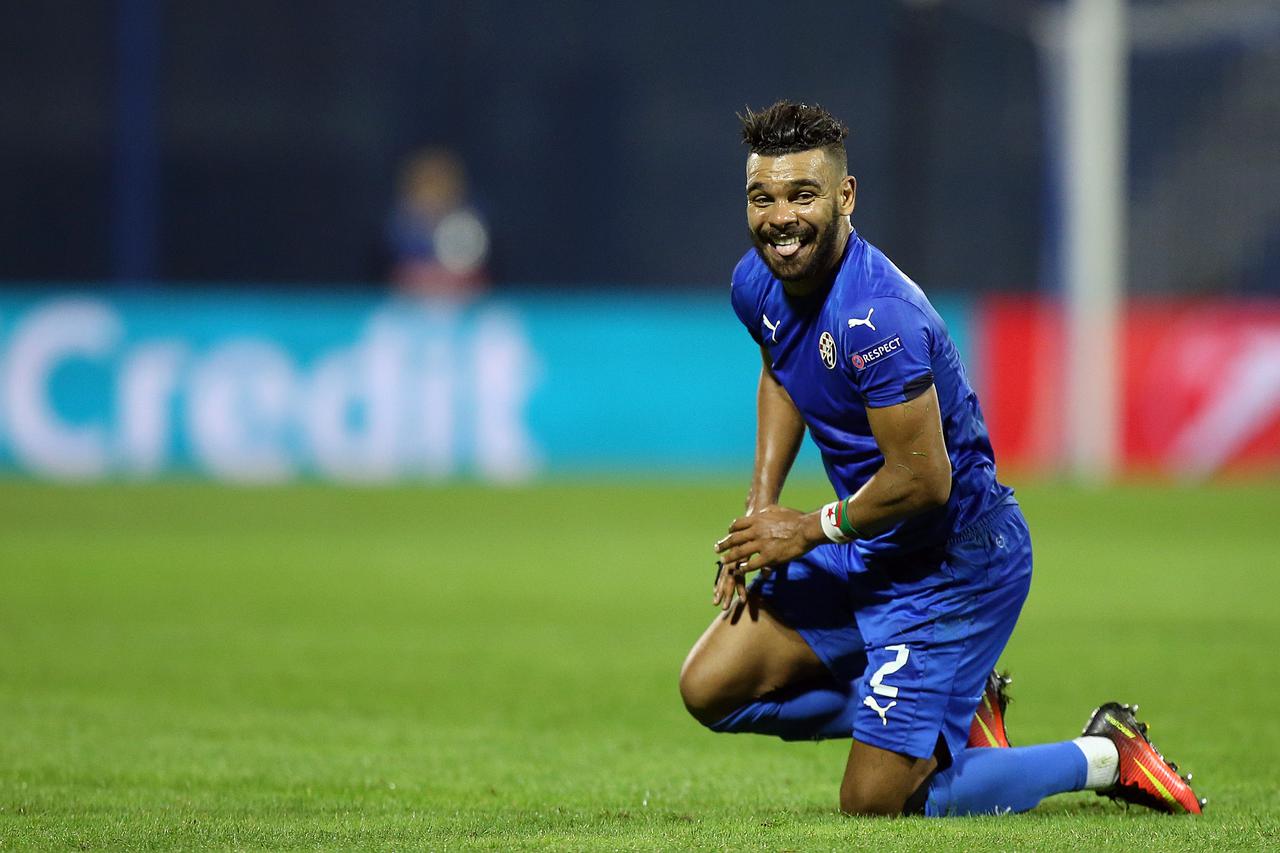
top-left (384, 147), bottom-right (491, 299)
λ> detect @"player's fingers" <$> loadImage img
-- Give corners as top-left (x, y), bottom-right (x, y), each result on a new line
top-left (729, 515), bottom-right (753, 532)
top-left (719, 578), bottom-right (738, 617)
top-left (713, 530), bottom-right (749, 554)
top-left (715, 565), bottom-right (735, 609)
top-left (725, 563), bottom-right (748, 610)
top-left (717, 539), bottom-right (758, 567)
top-left (716, 545), bottom-right (741, 566)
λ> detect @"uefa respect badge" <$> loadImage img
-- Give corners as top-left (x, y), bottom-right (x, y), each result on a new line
top-left (851, 335), bottom-right (903, 371)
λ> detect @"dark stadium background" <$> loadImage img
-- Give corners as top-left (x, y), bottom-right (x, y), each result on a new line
top-left (3, 2), bottom-right (1056, 291)
top-left (9, 3), bottom-right (1275, 295)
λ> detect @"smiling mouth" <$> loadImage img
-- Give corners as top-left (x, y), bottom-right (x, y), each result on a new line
top-left (766, 233), bottom-right (807, 259)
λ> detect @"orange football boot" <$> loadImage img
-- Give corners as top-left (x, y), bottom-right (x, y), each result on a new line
top-left (967, 670), bottom-right (1013, 748)
top-left (1082, 702), bottom-right (1205, 814)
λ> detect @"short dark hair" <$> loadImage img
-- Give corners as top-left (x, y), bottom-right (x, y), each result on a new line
top-left (739, 101), bottom-right (849, 159)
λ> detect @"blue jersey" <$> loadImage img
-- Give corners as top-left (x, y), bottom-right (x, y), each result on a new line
top-left (730, 231), bottom-right (1013, 560)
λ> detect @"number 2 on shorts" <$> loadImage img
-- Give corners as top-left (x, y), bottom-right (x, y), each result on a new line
top-left (868, 643), bottom-right (910, 699)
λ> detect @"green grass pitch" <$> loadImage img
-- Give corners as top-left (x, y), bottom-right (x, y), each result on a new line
top-left (1, 479), bottom-right (1278, 850)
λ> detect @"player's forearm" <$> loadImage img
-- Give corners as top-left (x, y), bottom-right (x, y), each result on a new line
top-left (746, 365), bottom-right (805, 512)
top-left (817, 385), bottom-right (952, 542)
top-left (834, 455), bottom-right (952, 538)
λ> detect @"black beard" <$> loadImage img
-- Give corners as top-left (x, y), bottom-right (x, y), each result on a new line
top-left (750, 213), bottom-right (843, 284)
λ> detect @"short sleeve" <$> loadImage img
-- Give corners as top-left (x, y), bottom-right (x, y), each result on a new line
top-left (730, 256), bottom-right (764, 346)
top-left (842, 297), bottom-right (935, 407)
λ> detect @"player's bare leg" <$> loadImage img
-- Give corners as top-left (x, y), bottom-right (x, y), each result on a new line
top-left (840, 739), bottom-right (938, 816)
top-left (679, 592), bottom-right (826, 725)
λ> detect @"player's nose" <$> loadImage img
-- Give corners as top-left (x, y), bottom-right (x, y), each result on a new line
top-left (766, 203), bottom-right (798, 227)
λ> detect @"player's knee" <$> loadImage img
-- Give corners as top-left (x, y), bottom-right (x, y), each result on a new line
top-left (839, 777), bottom-right (908, 817)
top-left (678, 651), bottom-right (739, 727)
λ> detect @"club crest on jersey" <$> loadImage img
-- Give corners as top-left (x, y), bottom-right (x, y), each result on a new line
top-left (818, 331), bottom-right (836, 369)
top-left (851, 334), bottom-right (903, 371)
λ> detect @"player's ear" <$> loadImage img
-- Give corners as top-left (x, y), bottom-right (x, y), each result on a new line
top-left (839, 176), bottom-right (856, 216)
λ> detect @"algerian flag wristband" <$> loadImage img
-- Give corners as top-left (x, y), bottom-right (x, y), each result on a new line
top-left (820, 497), bottom-right (863, 544)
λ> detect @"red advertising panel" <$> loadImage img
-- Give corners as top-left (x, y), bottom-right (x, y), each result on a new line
top-left (975, 297), bottom-right (1066, 473)
top-left (1123, 300), bottom-right (1280, 476)
top-left (976, 297), bottom-right (1280, 477)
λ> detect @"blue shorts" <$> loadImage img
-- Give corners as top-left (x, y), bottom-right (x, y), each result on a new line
top-left (752, 501), bottom-right (1032, 762)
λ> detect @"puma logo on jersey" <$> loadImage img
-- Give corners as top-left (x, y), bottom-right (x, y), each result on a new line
top-left (762, 314), bottom-right (780, 342)
top-left (848, 308), bottom-right (876, 331)
top-left (864, 695), bottom-right (896, 725)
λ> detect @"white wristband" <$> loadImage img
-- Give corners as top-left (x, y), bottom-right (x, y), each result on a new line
top-left (820, 500), bottom-right (852, 544)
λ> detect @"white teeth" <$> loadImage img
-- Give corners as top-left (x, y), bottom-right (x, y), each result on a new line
top-left (773, 236), bottom-right (799, 246)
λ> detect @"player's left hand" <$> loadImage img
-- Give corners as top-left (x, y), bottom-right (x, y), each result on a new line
top-left (713, 505), bottom-right (821, 599)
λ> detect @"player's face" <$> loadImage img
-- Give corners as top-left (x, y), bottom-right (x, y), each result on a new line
top-left (745, 148), bottom-right (855, 287)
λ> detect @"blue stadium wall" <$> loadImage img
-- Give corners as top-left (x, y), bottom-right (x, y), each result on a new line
top-left (0, 292), bottom-right (972, 481)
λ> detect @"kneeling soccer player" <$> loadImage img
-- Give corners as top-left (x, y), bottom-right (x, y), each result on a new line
top-left (678, 101), bottom-right (1204, 817)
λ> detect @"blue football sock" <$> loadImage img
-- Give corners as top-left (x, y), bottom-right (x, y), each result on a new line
top-left (709, 681), bottom-right (858, 741)
top-left (925, 742), bottom-right (1088, 816)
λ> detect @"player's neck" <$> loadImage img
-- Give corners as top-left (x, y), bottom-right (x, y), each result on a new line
top-left (780, 221), bottom-right (853, 298)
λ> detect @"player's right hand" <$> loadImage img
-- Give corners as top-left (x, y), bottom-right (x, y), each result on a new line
top-left (712, 557), bottom-right (750, 611)
top-left (712, 500), bottom-right (783, 611)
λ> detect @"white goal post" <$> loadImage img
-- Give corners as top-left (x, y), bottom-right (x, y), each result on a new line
top-left (1056, 0), bottom-right (1127, 482)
